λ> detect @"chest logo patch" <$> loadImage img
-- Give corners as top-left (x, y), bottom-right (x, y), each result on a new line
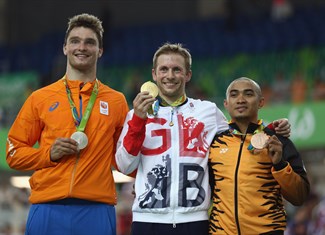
top-left (100, 101), bottom-right (109, 115)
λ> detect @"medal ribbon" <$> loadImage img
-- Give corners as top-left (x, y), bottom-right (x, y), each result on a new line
top-left (159, 94), bottom-right (187, 107)
top-left (62, 77), bottom-right (99, 132)
top-left (228, 120), bottom-right (266, 151)
top-left (151, 94), bottom-right (187, 126)
top-left (151, 94), bottom-right (187, 116)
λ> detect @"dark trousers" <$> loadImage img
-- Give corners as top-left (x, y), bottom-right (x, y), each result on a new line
top-left (131, 220), bottom-right (209, 235)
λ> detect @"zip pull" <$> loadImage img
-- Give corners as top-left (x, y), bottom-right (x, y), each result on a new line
top-left (169, 108), bottom-right (174, 126)
top-left (173, 223), bottom-right (176, 228)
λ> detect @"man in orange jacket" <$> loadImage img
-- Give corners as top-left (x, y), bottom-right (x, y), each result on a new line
top-left (6, 13), bottom-right (128, 235)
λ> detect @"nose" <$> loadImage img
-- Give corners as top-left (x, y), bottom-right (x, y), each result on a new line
top-left (237, 93), bottom-right (246, 103)
top-left (78, 41), bottom-right (87, 50)
top-left (167, 69), bottom-right (174, 79)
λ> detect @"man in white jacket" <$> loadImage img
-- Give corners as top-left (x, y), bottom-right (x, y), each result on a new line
top-left (115, 42), bottom-right (290, 235)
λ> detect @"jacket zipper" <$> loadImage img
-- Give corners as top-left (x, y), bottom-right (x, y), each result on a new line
top-left (69, 94), bottom-right (83, 195)
top-left (171, 107), bottom-right (177, 228)
top-left (234, 134), bottom-right (246, 235)
top-left (69, 152), bottom-right (81, 194)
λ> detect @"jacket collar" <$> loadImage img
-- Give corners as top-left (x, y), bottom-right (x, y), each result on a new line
top-left (228, 119), bottom-right (265, 135)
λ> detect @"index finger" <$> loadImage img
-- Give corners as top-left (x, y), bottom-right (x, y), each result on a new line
top-left (56, 137), bottom-right (78, 146)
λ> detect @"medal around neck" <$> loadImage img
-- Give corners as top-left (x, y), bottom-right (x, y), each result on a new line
top-left (71, 131), bottom-right (88, 150)
top-left (251, 132), bottom-right (269, 149)
top-left (140, 81), bottom-right (159, 98)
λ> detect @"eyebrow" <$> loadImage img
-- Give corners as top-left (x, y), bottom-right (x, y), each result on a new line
top-left (230, 88), bottom-right (254, 92)
top-left (68, 36), bottom-right (97, 42)
top-left (243, 89), bottom-right (255, 93)
top-left (68, 36), bottom-right (80, 40)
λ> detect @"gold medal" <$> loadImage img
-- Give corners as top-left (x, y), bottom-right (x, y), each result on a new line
top-left (71, 131), bottom-right (88, 150)
top-left (250, 132), bottom-right (269, 149)
top-left (140, 81), bottom-right (159, 98)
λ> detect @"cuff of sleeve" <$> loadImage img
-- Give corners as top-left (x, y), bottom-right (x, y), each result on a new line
top-left (267, 122), bottom-right (274, 131)
top-left (128, 114), bottom-right (147, 131)
top-left (47, 148), bottom-right (59, 166)
top-left (273, 160), bottom-right (288, 171)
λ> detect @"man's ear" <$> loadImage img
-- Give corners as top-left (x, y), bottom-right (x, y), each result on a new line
top-left (186, 70), bottom-right (192, 82)
top-left (223, 99), bottom-right (228, 109)
top-left (98, 48), bottom-right (103, 58)
top-left (152, 69), bottom-right (157, 82)
top-left (258, 97), bottom-right (265, 109)
top-left (63, 44), bottom-right (67, 56)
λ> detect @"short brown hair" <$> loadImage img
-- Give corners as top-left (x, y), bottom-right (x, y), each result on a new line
top-left (152, 42), bottom-right (192, 73)
top-left (64, 13), bottom-right (104, 48)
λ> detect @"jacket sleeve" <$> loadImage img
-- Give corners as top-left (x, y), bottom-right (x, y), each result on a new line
top-left (110, 96), bottom-right (129, 170)
top-left (271, 136), bottom-right (310, 206)
top-left (115, 110), bottom-right (147, 175)
top-left (6, 94), bottom-right (57, 171)
top-left (215, 105), bottom-right (229, 134)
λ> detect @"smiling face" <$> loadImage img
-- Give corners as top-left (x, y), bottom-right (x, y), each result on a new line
top-left (63, 26), bottom-right (103, 72)
top-left (152, 53), bottom-right (191, 103)
top-left (224, 78), bottom-right (264, 124)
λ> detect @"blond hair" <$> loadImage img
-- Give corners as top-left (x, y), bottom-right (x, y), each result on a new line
top-left (152, 42), bottom-right (192, 73)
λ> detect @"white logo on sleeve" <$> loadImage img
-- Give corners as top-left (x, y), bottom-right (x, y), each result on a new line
top-left (7, 138), bottom-right (16, 157)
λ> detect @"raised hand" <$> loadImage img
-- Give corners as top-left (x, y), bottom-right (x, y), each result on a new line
top-left (273, 118), bottom-right (291, 137)
top-left (133, 91), bottom-right (156, 119)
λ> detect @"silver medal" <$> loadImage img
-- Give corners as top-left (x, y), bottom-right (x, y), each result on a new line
top-left (71, 131), bottom-right (88, 149)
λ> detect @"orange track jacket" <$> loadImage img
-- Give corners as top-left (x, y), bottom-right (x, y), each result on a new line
top-left (6, 78), bottom-right (128, 205)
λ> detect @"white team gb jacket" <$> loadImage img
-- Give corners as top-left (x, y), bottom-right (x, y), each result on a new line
top-left (115, 97), bottom-right (228, 225)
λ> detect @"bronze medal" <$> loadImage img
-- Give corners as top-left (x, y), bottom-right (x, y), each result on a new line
top-left (251, 132), bottom-right (269, 149)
